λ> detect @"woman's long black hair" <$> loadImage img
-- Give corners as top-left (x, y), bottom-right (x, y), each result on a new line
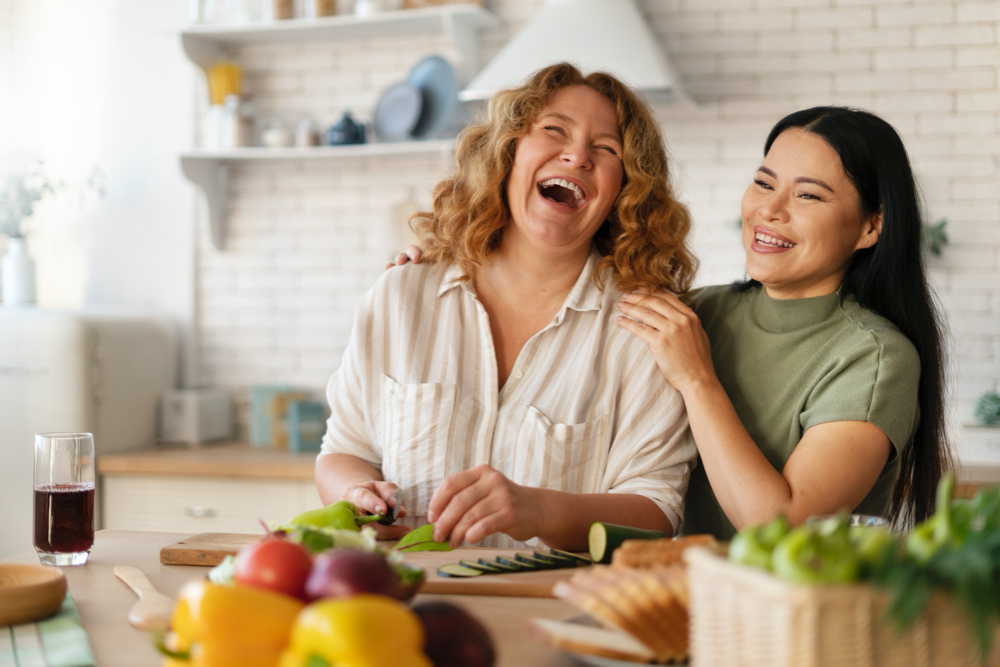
top-left (737, 106), bottom-right (949, 527)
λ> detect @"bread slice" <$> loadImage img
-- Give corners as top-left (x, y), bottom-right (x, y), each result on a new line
top-left (528, 617), bottom-right (656, 663)
top-left (611, 534), bottom-right (720, 568)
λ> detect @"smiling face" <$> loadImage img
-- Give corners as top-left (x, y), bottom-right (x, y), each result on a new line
top-left (740, 128), bottom-right (882, 299)
top-left (504, 85), bottom-right (624, 259)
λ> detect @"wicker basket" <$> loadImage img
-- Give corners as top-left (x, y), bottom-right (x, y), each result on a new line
top-left (684, 547), bottom-right (1000, 667)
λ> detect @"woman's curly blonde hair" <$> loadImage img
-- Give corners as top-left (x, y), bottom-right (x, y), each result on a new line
top-left (412, 62), bottom-right (697, 294)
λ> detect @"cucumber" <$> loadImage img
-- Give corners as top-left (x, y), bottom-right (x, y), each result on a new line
top-left (437, 564), bottom-right (484, 578)
top-left (515, 553), bottom-right (557, 569)
top-left (498, 555), bottom-right (537, 571)
top-left (549, 548), bottom-right (593, 565)
top-left (480, 558), bottom-right (523, 572)
top-left (460, 560), bottom-right (503, 574)
top-left (533, 551), bottom-right (576, 567)
top-left (588, 522), bottom-right (666, 564)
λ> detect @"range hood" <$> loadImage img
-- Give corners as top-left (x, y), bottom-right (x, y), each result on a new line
top-left (459, 0), bottom-right (685, 102)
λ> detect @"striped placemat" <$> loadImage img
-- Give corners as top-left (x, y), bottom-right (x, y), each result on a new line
top-left (0, 593), bottom-right (95, 667)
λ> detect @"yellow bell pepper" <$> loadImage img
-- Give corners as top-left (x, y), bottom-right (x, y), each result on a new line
top-left (279, 595), bottom-right (431, 667)
top-left (162, 580), bottom-right (305, 667)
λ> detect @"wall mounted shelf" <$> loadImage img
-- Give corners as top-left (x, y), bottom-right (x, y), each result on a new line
top-left (179, 4), bottom-right (497, 250)
top-left (180, 4), bottom-right (498, 80)
top-left (181, 140), bottom-right (454, 250)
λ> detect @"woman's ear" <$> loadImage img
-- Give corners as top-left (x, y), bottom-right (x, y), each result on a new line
top-left (856, 207), bottom-right (883, 250)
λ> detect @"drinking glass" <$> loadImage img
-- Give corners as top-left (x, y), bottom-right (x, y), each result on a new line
top-left (33, 433), bottom-right (96, 566)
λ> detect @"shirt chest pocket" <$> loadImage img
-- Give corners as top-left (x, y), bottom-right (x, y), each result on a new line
top-left (379, 376), bottom-right (456, 515)
top-left (516, 406), bottom-right (609, 493)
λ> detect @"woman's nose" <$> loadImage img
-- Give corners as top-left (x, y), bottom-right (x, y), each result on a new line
top-left (759, 189), bottom-right (790, 222)
top-left (560, 141), bottom-right (593, 169)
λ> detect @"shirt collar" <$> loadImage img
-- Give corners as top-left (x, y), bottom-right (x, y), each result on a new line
top-left (437, 248), bottom-right (606, 318)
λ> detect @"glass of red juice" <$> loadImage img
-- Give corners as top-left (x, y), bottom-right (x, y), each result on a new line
top-left (34, 433), bottom-right (95, 566)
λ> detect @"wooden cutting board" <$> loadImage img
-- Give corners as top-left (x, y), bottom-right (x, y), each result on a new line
top-left (160, 533), bottom-right (583, 598)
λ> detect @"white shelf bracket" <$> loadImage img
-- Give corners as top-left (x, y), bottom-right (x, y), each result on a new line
top-left (181, 157), bottom-right (229, 250)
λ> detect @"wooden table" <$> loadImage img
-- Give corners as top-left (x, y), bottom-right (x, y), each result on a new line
top-left (3, 531), bottom-right (578, 667)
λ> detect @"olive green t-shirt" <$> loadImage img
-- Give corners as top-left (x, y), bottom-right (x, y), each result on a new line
top-left (683, 284), bottom-right (921, 540)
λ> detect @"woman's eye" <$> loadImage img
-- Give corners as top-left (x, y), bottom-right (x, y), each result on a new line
top-left (798, 192), bottom-right (821, 201)
top-left (754, 180), bottom-right (772, 190)
top-left (596, 145), bottom-right (619, 156)
top-left (543, 125), bottom-right (566, 135)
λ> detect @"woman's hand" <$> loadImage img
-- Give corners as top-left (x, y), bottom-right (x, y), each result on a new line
top-left (426, 465), bottom-right (538, 547)
top-left (616, 292), bottom-right (716, 393)
top-left (384, 245), bottom-right (424, 270)
top-left (342, 481), bottom-right (411, 540)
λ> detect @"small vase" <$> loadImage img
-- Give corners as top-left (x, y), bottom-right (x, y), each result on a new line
top-left (1, 237), bottom-right (37, 306)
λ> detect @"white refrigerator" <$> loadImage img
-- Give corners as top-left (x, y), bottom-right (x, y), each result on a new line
top-left (0, 309), bottom-right (177, 559)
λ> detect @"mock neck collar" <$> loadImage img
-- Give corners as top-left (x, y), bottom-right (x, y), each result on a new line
top-left (748, 284), bottom-right (844, 334)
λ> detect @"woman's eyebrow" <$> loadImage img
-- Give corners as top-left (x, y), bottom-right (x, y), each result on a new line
top-left (756, 166), bottom-right (834, 193)
top-left (539, 112), bottom-right (622, 144)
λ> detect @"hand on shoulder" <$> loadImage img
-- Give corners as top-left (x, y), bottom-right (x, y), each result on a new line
top-left (384, 245), bottom-right (425, 270)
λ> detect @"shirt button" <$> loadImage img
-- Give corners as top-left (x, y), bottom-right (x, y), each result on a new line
top-left (515, 371), bottom-right (524, 379)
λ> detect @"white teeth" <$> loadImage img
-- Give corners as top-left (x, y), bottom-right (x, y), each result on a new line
top-left (539, 177), bottom-right (585, 201)
top-left (755, 232), bottom-right (794, 248)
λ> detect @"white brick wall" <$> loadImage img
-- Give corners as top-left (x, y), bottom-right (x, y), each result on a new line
top-left (196, 0), bottom-right (1000, 454)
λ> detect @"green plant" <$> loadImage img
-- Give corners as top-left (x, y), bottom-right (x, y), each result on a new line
top-left (922, 218), bottom-right (948, 257)
top-left (974, 391), bottom-right (1000, 426)
top-left (0, 157), bottom-right (104, 238)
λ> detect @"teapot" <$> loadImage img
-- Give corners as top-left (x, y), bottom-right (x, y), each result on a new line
top-left (327, 111), bottom-right (366, 146)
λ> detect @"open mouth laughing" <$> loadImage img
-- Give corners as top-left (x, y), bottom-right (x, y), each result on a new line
top-left (753, 226), bottom-right (796, 251)
top-left (538, 177), bottom-right (588, 209)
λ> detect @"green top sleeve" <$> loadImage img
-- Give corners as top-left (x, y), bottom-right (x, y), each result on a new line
top-left (800, 326), bottom-right (920, 461)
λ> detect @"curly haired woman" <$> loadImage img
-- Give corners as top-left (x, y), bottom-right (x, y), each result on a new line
top-left (315, 63), bottom-right (698, 549)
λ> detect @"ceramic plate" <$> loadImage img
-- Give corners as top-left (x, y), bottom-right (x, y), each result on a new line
top-left (372, 81), bottom-right (423, 141)
top-left (408, 54), bottom-right (458, 139)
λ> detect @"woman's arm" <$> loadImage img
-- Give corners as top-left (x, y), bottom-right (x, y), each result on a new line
top-left (617, 292), bottom-right (891, 530)
top-left (425, 465), bottom-right (673, 550)
top-left (315, 453), bottom-right (411, 539)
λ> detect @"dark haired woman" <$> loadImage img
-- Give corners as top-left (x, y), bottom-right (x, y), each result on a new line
top-left (617, 106), bottom-right (948, 538)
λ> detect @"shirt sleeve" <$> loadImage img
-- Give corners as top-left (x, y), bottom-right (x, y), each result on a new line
top-left (601, 345), bottom-right (697, 534)
top-left (317, 286), bottom-right (382, 468)
top-left (800, 329), bottom-right (920, 461)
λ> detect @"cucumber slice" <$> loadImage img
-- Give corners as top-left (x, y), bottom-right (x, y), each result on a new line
top-left (588, 522), bottom-right (666, 564)
top-left (460, 560), bottom-right (503, 573)
top-left (437, 563), bottom-right (484, 578)
top-left (549, 548), bottom-right (593, 565)
top-left (515, 553), bottom-right (557, 569)
top-left (533, 550), bottom-right (576, 567)
top-left (480, 558), bottom-right (523, 572)
top-left (498, 555), bottom-right (537, 571)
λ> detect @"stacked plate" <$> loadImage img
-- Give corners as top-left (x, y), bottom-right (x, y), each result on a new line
top-left (372, 55), bottom-right (458, 142)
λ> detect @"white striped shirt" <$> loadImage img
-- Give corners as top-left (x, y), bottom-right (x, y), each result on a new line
top-left (319, 250), bottom-right (695, 547)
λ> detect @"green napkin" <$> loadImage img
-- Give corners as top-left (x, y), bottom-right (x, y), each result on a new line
top-left (0, 593), bottom-right (96, 667)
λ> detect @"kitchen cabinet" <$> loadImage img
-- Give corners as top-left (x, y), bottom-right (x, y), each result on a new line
top-left (178, 4), bottom-right (498, 249)
top-left (98, 442), bottom-right (322, 534)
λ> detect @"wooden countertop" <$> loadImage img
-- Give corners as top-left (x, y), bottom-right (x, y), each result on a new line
top-left (97, 442), bottom-right (317, 481)
top-left (2, 531), bottom-right (577, 667)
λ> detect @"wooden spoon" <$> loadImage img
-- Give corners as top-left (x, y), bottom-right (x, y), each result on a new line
top-left (113, 565), bottom-right (174, 632)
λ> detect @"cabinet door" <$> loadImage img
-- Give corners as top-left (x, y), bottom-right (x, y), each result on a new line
top-left (102, 475), bottom-right (323, 534)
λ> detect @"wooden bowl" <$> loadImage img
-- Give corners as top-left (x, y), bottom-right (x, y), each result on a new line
top-left (0, 564), bottom-right (68, 626)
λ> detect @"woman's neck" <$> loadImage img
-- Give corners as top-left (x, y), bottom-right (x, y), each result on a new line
top-left (481, 234), bottom-right (591, 308)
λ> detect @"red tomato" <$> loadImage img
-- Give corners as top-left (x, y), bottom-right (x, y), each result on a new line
top-left (234, 538), bottom-right (313, 600)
